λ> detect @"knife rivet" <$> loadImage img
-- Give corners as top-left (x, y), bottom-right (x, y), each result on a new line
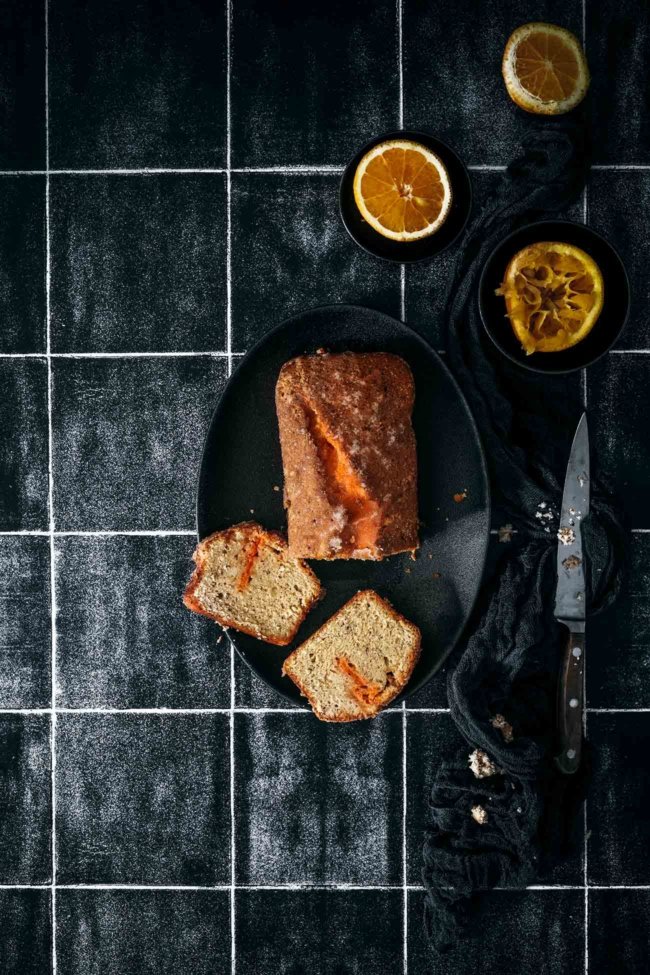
top-left (567, 749), bottom-right (576, 759)
top-left (569, 698), bottom-right (579, 708)
top-left (572, 647), bottom-right (582, 658)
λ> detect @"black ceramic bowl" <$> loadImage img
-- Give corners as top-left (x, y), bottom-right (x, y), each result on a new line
top-left (479, 220), bottom-right (630, 374)
top-left (339, 130), bottom-right (472, 264)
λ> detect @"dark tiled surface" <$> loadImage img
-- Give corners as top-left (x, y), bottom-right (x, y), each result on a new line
top-left (1, 0), bottom-right (648, 971)
top-left (51, 357), bottom-right (227, 530)
top-left (588, 171), bottom-right (648, 349)
top-left (57, 890), bottom-right (230, 975)
top-left (0, 715), bottom-right (51, 883)
top-left (0, 537), bottom-right (50, 708)
top-left (0, 890), bottom-right (51, 975)
top-left (0, 0), bottom-right (44, 167)
top-left (405, 171), bottom-right (584, 349)
top-left (0, 177), bottom-right (45, 352)
top-left (56, 714), bottom-right (230, 884)
top-left (587, 712), bottom-right (650, 886)
top-left (50, 175), bottom-right (227, 352)
top-left (587, 0), bottom-right (650, 165)
top-left (231, 0), bottom-right (397, 167)
top-left (403, 0), bottom-right (582, 166)
top-left (588, 533), bottom-right (650, 708)
top-left (230, 173), bottom-right (401, 352)
top-left (589, 355), bottom-right (650, 528)
top-left (406, 712), bottom-right (583, 886)
top-left (54, 536), bottom-right (229, 709)
top-left (407, 888), bottom-right (584, 975)
top-left (0, 359), bottom-right (49, 530)
top-left (49, 0), bottom-right (226, 168)
top-left (589, 890), bottom-right (650, 975)
top-left (236, 889), bottom-right (403, 974)
top-left (235, 712), bottom-right (402, 885)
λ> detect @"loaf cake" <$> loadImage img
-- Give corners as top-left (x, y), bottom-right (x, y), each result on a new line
top-left (183, 522), bottom-right (322, 645)
top-left (275, 351), bottom-right (419, 560)
top-left (282, 590), bottom-right (421, 721)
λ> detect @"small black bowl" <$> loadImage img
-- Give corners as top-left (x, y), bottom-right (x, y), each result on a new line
top-left (339, 130), bottom-right (472, 264)
top-left (479, 220), bottom-right (630, 374)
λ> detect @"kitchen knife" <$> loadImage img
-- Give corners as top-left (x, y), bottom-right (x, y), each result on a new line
top-left (554, 412), bottom-right (589, 775)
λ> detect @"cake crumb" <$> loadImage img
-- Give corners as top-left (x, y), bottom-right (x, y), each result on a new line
top-left (453, 490), bottom-right (468, 503)
top-left (432, 572), bottom-right (441, 579)
top-left (562, 554), bottom-right (582, 570)
top-left (498, 524), bottom-right (514, 543)
top-left (273, 485), bottom-right (280, 492)
top-left (471, 804), bottom-right (488, 825)
top-left (557, 526), bottom-right (576, 546)
top-left (469, 749), bottom-right (499, 779)
top-left (491, 713), bottom-right (514, 743)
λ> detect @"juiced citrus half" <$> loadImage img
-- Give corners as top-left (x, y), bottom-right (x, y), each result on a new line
top-left (502, 23), bottom-right (589, 115)
top-left (353, 140), bottom-right (452, 241)
top-left (496, 242), bottom-right (604, 355)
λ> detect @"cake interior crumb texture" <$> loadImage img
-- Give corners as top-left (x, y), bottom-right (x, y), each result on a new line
top-left (184, 523), bottom-right (322, 646)
top-left (283, 590), bottom-right (421, 721)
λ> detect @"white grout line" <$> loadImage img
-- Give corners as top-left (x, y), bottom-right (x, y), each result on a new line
top-left (7, 706), bottom-right (650, 716)
top-left (5, 881), bottom-right (646, 892)
top-left (0, 163), bottom-right (649, 176)
top-left (44, 2), bottom-right (58, 971)
top-left (225, 5), bottom-right (236, 972)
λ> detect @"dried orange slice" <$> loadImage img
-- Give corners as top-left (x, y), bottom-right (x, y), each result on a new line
top-left (353, 140), bottom-right (452, 241)
top-left (496, 242), bottom-right (604, 354)
top-left (502, 23), bottom-right (589, 115)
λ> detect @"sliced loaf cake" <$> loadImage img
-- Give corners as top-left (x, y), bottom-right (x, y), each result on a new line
top-left (282, 589), bottom-right (421, 721)
top-left (183, 522), bottom-right (323, 646)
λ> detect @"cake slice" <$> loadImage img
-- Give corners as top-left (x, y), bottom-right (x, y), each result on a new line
top-left (282, 590), bottom-right (421, 721)
top-left (183, 522), bottom-right (322, 646)
top-left (275, 351), bottom-right (419, 560)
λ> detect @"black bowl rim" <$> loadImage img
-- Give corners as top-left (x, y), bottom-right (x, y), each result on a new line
top-left (194, 302), bottom-right (492, 705)
top-left (338, 128), bottom-right (473, 265)
top-left (478, 218), bottom-right (631, 375)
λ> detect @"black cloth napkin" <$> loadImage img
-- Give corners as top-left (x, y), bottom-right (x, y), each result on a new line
top-left (422, 113), bottom-right (626, 949)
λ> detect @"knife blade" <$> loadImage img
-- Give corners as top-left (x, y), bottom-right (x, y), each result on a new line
top-left (554, 412), bottom-right (589, 775)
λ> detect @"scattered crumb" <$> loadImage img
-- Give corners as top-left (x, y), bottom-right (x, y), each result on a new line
top-left (428, 553), bottom-right (433, 560)
top-left (453, 490), bottom-right (468, 503)
top-left (562, 554), bottom-right (582, 570)
top-left (557, 526), bottom-right (576, 545)
top-left (404, 567), bottom-right (411, 574)
top-left (471, 804), bottom-right (488, 825)
top-left (249, 508), bottom-right (255, 514)
top-left (498, 524), bottom-right (514, 543)
top-left (410, 551), bottom-right (417, 561)
top-left (273, 485), bottom-right (280, 492)
top-left (578, 472), bottom-right (588, 487)
top-left (539, 502), bottom-right (547, 509)
top-left (491, 714), bottom-right (514, 743)
top-left (469, 749), bottom-right (499, 779)
top-left (432, 572), bottom-right (441, 579)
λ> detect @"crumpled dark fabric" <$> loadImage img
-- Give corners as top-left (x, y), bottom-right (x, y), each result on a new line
top-left (422, 112), bottom-right (627, 949)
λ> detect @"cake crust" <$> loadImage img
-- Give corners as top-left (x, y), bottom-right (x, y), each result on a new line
top-left (275, 351), bottom-right (419, 560)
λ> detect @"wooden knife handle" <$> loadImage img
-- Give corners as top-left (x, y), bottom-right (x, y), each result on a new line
top-left (555, 622), bottom-right (585, 775)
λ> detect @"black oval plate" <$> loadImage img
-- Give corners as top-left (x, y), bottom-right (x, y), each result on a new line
top-left (339, 130), bottom-right (472, 264)
top-left (479, 220), bottom-right (630, 375)
top-left (197, 305), bottom-right (490, 706)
